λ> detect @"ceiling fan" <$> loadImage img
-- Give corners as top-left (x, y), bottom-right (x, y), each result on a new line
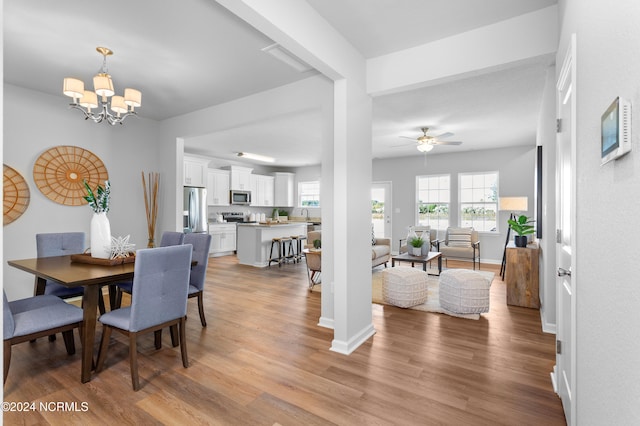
top-left (399, 127), bottom-right (463, 152)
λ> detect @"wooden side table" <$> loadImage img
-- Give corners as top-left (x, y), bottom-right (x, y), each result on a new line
top-left (505, 241), bottom-right (540, 308)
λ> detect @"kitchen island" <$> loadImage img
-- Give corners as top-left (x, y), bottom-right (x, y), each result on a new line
top-left (237, 222), bottom-right (309, 267)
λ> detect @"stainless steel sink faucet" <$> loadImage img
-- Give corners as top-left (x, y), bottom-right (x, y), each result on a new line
top-left (301, 208), bottom-right (309, 220)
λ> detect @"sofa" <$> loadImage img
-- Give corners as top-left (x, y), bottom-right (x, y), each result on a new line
top-left (306, 230), bottom-right (391, 268)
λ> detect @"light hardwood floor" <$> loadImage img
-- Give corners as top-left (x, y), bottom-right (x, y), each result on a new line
top-left (4, 256), bottom-right (566, 425)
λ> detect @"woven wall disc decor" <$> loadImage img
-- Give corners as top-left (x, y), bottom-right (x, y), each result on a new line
top-left (33, 146), bottom-right (109, 206)
top-left (3, 164), bottom-right (31, 226)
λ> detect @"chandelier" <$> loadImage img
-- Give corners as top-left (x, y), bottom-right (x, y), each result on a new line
top-left (62, 47), bottom-right (141, 125)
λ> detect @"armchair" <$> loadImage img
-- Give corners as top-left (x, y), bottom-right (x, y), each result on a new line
top-left (435, 227), bottom-right (481, 270)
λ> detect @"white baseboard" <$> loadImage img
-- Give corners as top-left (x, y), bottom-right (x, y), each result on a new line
top-left (540, 309), bottom-right (557, 334)
top-left (550, 365), bottom-right (558, 393)
top-left (317, 317), bottom-right (334, 329)
top-left (330, 323), bottom-right (376, 355)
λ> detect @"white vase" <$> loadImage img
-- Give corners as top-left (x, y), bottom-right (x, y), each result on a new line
top-left (411, 246), bottom-right (423, 256)
top-left (91, 212), bottom-right (112, 259)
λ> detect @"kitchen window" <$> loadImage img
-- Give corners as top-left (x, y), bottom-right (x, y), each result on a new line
top-left (416, 174), bottom-right (450, 230)
top-left (298, 181), bottom-right (320, 207)
top-left (459, 171), bottom-right (498, 232)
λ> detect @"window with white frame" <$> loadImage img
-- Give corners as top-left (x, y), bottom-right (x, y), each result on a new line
top-left (416, 174), bottom-right (450, 230)
top-left (298, 181), bottom-right (320, 207)
top-left (459, 171), bottom-right (498, 232)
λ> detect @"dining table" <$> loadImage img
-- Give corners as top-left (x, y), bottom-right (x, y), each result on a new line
top-left (7, 255), bottom-right (135, 383)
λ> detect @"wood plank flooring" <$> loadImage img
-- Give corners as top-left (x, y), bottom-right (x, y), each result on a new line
top-left (3, 256), bottom-right (566, 425)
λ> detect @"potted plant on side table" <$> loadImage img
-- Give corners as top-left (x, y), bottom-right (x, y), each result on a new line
top-left (508, 214), bottom-right (535, 247)
top-left (409, 235), bottom-right (424, 256)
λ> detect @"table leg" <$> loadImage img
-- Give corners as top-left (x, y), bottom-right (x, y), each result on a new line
top-left (422, 262), bottom-right (427, 272)
top-left (392, 259), bottom-right (395, 267)
top-left (80, 285), bottom-right (99, 383)
top-left (438, 256), bottom-right (442, 275)
top-left (34, 277), bottom-right (46, 296)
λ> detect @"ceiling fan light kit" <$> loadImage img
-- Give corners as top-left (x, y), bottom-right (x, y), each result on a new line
top-left (417, 143), bottom-right (434, 152)
top-left (400, 127), bottom-right (463, 153)
top-left (62, 47), bottom-right (141, 125)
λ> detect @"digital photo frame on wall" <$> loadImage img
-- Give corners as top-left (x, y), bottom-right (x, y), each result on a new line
top-left (601, 96), bottom-right (631, 165)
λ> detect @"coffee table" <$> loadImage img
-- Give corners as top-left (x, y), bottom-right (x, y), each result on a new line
top-left (391, 251), bottom-right (442, 274)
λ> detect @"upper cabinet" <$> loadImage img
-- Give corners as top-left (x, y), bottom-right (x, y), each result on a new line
top-left (183, 155), bottom-right (209, 187)
top-left (228, 166), bottom-right (253, 190)
top-left (251, 174), bottom-right (275, 207)
top-left (273, 172), bottom-right (295, 207)
top-left (207, 169), bottom-right (230, 206)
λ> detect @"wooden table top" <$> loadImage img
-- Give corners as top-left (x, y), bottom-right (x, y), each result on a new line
top-left (8, 255), bottom-right (135, 288)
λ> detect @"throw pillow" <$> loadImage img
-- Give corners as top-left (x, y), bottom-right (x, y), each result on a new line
top-left (371, 224), bottom-right (377, 245)
top-left (447, 227), bottom-right (472, 247)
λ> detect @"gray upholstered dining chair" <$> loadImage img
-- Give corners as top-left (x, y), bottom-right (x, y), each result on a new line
top-left (95, 244), bottom-right (192, 391)
top-left (3, 290), bottom-right (84, 385)
top-left (112, 231), bottom-right (185, 309)
top-left (183, 233), bottom-right (212, 327)
top-left (36, 232), bottom-right (86, 298)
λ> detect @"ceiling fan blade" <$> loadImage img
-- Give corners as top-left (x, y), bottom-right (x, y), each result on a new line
top-left (431, 140), bottom-right (462, 145)
top-left (399, 136), bottom-right (417, 140)
top-left (435, 132), bottom-right (454, 139)
top-left (391, 141), bottom-right (417, 147)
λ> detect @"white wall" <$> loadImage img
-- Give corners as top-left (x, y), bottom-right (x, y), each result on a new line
top-left (3, 84), bottom-right (160, 299)
top-left (559, 0), bottom-right (640, 423)
top-left (372, 145), bottom-right (537, 263)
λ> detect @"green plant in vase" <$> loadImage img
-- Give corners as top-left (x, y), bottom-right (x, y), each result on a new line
top-left (313, 239), bottom-right (321, 250)
top-left (508, 214), bottom-right (535, 247)
top-left (409, 235), bottom-right (424, 256)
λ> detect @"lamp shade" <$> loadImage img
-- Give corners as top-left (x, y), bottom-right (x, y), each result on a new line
top-left (63, 78), bottom-right (84, 99)
top-left (498, 196), bottom-right (528, 211)
top-left (110, 96), bottom-right (128, 114)
top-left (124, 88), bottom-right (141, 107)
top-left (94, 74), bottom-right (114, 97)
top-left (417, 143), bottom-right (434, 153)
top-left (79, 91), bottom-right (98, 109)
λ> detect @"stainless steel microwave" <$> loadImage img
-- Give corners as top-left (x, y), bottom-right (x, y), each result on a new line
top-left (230, 190), bottom-right (251, 205)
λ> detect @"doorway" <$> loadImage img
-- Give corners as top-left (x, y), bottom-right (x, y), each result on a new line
top-left (371, 182), bottom-right (392, 239)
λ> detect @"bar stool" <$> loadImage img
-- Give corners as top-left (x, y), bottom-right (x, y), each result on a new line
top-left (295, 235), bottom-right (307, 263)
top-left (268, 236), bottom-right (293, 267)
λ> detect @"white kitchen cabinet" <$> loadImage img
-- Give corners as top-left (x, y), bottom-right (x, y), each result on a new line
top-left (207, 169), bottom-right (230, 206)
top-left (250, 174), bottom-right (274, 206)
top-left (208, 224), bottom-right (236, 256)
top-left (228, 166), bottom-right (253, 190)
top-left (273, 172), bottom-right (295, 207)
top-left (183, 155), bottom-right (208, 187)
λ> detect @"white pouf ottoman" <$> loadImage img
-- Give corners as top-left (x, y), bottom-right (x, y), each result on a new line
top-left (439, 269), bottom-right (491, 314)
top-left (382, 268), bottom-right (429, 308)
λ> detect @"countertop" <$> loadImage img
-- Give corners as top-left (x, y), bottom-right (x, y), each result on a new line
top-left (237, 222), bottom-right (311, 228)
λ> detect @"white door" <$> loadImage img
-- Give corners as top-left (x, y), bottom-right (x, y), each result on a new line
top-left (555, 33), bottom-right (576, 426)
top-left (371, 182), bottom-right (392, 238)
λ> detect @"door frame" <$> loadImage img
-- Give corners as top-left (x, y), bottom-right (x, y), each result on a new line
top-left (554, 32), bottom-right (577, 426)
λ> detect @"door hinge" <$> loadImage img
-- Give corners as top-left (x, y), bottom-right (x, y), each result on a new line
top-left (556, 229), bottom-right (562, 243)
top-left (556, 340), bottom-right (562, 354)
top-left (556, 118), bottom-right (562, 133)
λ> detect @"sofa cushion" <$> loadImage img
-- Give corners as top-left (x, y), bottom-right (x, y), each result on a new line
top-left (446, 227), bottom-right (472, 247)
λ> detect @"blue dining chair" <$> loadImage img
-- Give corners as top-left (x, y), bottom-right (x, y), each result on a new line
top-left (112, 231), bottom-right (185, 309)
top-left (3, 290), bottom-right (84, 385)
top-left (95, 244), bottom-right (192, 391)
top-left (183, 233), bottom-right (212, 327)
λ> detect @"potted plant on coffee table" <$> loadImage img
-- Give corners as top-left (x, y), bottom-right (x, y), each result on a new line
top-left (409, 235), bottom-right (424, 256)
top-left (508, 214), bottom-right (535, 247)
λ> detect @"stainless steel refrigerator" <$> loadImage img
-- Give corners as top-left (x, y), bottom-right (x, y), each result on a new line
top-left (183, 186), bottom-right (208, 234)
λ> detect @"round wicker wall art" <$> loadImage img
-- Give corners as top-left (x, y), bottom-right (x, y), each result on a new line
top-left (33, 146), bottom-right (109, 206)
top-left (3, 164), bottom-right (31, 225)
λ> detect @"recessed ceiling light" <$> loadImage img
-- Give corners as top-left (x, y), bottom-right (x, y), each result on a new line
top-left (237, 152), bottom-right (275, 163)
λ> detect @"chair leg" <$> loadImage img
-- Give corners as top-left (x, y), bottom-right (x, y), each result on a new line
top-left (48, 334), bottom-right (57, 342)
top-left (114, 288), bottom-right (123, 310)
top-left (169, 325), bottom-right (179, 347)
top-left (98, 289), bottom-right (106, 315)
top-left (179, 318), bottom-right (189, 368)
top-left (4, 340), bottom-right (11, 385)
top-left (95, 325), bottom-right (112, 373)
top-left (197, 292), bottom-right (206, 327)
top-left (129, 333), bottom-right (140, 391)
top-left (62, 330), bottom-right (76, 355)
top-left (154, 330), bottom-right (162, 350)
